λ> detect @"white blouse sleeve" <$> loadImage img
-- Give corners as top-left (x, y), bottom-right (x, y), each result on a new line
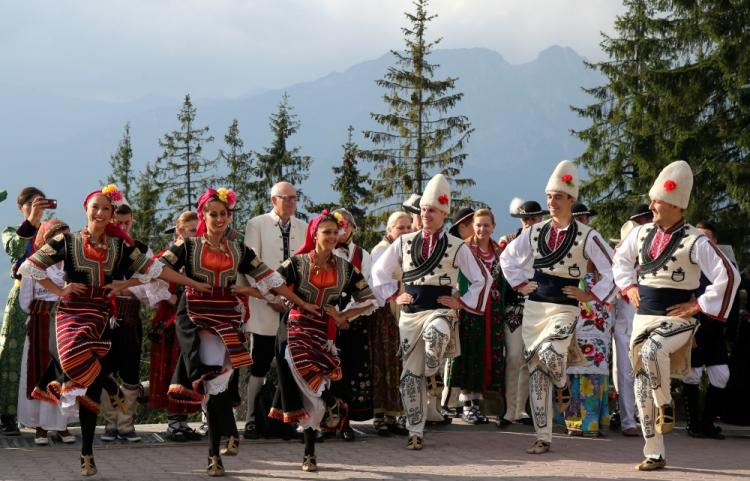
top-left (371, 237), bottom-right (403, 305)
top-left (692, 237), bottom-right (740, 320)
top-left (499, 227), bottom-right (533, 289)
top-left (585, 231), bottom-right (616, 303)
top-left (612, 226), bottom-right (641, 293)
top-left (454, 244), bottom-right (490, 314)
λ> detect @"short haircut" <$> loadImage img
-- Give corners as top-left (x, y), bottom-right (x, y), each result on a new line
top-left (175, 211), bottom-right (198, 230)
top-left (696, 220), bottom-right (718, 237)
top-left (386, 211), bottom-right (412, 231)
top-left (17, 187), bottom-right (45, 209)
top-left (115, 204), bottom-right (133, 216)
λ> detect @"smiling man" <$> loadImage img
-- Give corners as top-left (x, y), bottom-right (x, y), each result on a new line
top-left (612, 160), bottom-right (739, 471)
top-left (371, 173), bottom-right (489, 451)
top-left (500, 160), bottom-right (615, 455)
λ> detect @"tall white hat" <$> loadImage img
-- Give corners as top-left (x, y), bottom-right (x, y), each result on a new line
top-left (420, 173), bottom-right (451, 214)
top-left (545, 160), bottom-right (579, 199)
top-left (648, 160), bottom-right (693, 209)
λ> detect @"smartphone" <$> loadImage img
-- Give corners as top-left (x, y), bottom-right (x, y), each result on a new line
top-left (42, 199), bottom-right (58, 209)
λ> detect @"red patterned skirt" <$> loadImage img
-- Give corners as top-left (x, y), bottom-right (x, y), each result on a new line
top-left (25, 299), bottom-right (55, 399)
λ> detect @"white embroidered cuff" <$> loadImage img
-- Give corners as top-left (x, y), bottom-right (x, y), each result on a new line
top-left (132, 260), bottom-right (164, 284)
top-left (17, 260), bottom-right (49, 281)
top-left (255, 271), bottom-right (285, 295)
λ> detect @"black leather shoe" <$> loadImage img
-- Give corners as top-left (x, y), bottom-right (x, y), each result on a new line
top-left (341, 427), bottom-right (356, 442)
top-left (243, 421), bottom-right (260, 440)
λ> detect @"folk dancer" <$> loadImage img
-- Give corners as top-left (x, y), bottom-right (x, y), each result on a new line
top-left (612, 161), bottom-right (739, 471)
top-left (241, 181), bottom-right (307, 439)
top-left (500, 160), bottom-right (615, 454)
top-left (372, 174), bottom-right (490, 450)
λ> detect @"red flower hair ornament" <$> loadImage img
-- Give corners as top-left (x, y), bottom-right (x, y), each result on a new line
top-left (663, 180), bottom-right (677, 192)
top-left (561, 174), bottom-right (574, 186)
top-left (438, 194), bottom-right (449, 205)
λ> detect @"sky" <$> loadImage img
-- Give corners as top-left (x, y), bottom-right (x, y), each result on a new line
top-left (2, 0), bottom-right (626, 102)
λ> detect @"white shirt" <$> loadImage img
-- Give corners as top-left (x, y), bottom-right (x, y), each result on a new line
top-left (613, 227), bottom-right (740, 320)
top-left (500, 222), bottom-right (616, 303)
top-left (371, 230), bottom-right (489, 314)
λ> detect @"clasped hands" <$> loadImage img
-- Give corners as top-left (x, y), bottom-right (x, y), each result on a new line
top-left (623, 286), bottom-right (699, 318)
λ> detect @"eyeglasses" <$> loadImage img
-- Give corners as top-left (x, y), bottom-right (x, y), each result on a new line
top-left (274, 195), bottom-right (297, 202)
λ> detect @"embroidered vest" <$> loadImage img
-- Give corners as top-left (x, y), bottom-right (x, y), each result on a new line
top-left (636, 222), bottom-right (703, 290)
top-left (528, 219), bottom-right (591, 280)
top-left (400, 231), bottom-right (463, 287)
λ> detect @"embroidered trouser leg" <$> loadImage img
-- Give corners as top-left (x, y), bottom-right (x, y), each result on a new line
top-left (423, 317), bottom-right (451, 378)
top-left (640, 328), bottom-right (694, 407)
top-left (528, 362), bottom-right (553, 442)
top-left (634, 370), bottom-right (664, 459)
top-left (400, 341), bottom-right (428, 437)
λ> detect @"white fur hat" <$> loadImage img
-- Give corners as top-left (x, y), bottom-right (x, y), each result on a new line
top-left (420, 173), bottom-right (451, 214)
top-left (648, 160), bottom-right (693, 209)
top-left (545, 160), bottom-right (579, 199)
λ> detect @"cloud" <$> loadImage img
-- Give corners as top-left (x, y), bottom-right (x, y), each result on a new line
top-left (1, 0), bottom-right (625, 101)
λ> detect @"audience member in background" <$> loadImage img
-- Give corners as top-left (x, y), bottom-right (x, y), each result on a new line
top-left (369, 211), bottom-right (412, 435)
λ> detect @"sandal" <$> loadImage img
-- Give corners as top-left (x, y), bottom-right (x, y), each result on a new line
top-left (220, 435), bottom-right (240, 456)
top-left (526, 439), bottom-right (550, 454)
top-left (373, 416), bottom-right (390, 436)
top-left (80, 455), bottom-right (97, 476)
top-left (207, 455), bottom-right (225, 477)
top-left (655, 403), bottom-right (675, 434)
top-left (322, 400), bottom-right (345, 429)
top-left (461, 404), bottom-right (489, 425)
top-left (406, 434), bottom-right (423, 450)
top-left (636, 457), bottom-right (666, 471)
top-left (302, 454), bottom-right (317, 472)
top-left (554, 385), bottom-right (571, 413)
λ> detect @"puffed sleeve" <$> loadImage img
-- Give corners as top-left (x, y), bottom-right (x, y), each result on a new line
top-left (126, 241), bottom-right (163, 283)
top-left (238, 244), bottom-right (284, 294)
top-left (17, 232), bottom-right (67, 280)
top-left (158, 238), bottom-right (187, 271)
top-left (343, 264), bottom-right (378, 319)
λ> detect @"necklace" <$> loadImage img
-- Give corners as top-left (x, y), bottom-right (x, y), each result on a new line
top-left (310, 251), bottom-right (334, 274)
top-left (82, 230), bottom-right (108, 251)
top-left (202, 235), bottom-right (227, 254)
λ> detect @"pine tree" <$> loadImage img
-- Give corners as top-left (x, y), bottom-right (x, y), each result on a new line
top-left (250, 92), bottom-right (312, 218)
top-left (107, 122), bottom-right (134, 198)
top-left (131, 161), bottom-right (167, 248)
top-left (307, 126), bottom-right (379, 248)
top-left (218, 119), bottom-right (255, 227)
top-left (361, 0), bottom-right (474, 216)
top-left (156, 94), bottom-right (215, 217)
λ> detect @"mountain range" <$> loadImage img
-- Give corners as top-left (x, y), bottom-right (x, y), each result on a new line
top-left (0, 45), bottom-right (602, 295)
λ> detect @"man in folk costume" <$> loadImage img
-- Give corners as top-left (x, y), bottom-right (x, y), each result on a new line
top-left (372, 174), bottom-right (489, 450)
top-left (613, 160), bottom-right (739, 471)
top-left (500, 160), bottom-right (615, 454)
top-left (497, 198), bottom-right (547, 427)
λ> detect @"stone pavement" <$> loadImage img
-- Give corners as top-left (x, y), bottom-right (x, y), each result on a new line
top-left (0, 420), bottom-right (748, 481)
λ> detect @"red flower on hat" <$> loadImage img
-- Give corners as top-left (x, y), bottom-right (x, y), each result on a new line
top-left (438, 194), bottom-right (449, 205)
top-left (664, 180), bottom-right (677, 192)
top-left (561, 174), bottom-right (574, 186)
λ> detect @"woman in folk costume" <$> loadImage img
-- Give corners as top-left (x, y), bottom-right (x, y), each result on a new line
top-left (158, 188), bottom-right (315, 476)
top-left (147, 211), bottom-right (200, 441)
top-left (16, 219), bottom-right (76, 445)
top-left (613, 161), bottom-right (739, 471)
top-left (1, 187), bottom-right (50, 436)
top-left (447, 208), bottom-right (505, 424)
top-left (500, 161), bottom-right (615, 455)
top-left (370, 210), bottom-right (412, 435)
top-left (557, 203), bottom-right (615, 437)
top-left (269, 210), bottom-right (378, 472)
top-left (371, 174), bottom-right (489, 450)
top-left (18, 184), bottom-right (208, 476)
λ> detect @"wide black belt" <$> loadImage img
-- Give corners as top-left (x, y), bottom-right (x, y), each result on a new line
top-left (402, 285), bottom-right (453, 313)
top-left (637, 285), bottom-right (694, 316)
top-left (527, 271), bottom-right (580, 306)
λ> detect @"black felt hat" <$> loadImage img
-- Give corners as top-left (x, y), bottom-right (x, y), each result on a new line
top-left (629, 203), bottom-right (653, 221)
top-left (402, 194), bottom-right (421, 215)
top-left (449, 207), bottom-right (475, 237)
top-left (572, 202), bottom-right (596, 217)
top-left (510, 200), bottom-right (548, 218)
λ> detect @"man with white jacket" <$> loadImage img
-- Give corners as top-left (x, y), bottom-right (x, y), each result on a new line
top-left (242, 181), bottom-right (307, 439)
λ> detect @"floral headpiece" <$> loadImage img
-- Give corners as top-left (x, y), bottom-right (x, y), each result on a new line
top-left (83, 183), bottom-right (127, 210)
top-left (215, 187), bottom-right (237, 209)
top-left (331, 211), bottom-right (349, 231)
top-left (195, 187), bottom-right (237, 236)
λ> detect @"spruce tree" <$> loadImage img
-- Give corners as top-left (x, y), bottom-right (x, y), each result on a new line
top-left (131, 161), bottom-right (167, 248)
top-left (156, 94), bottom-right (215, 217)
top-left (361, 0), bottom-right (474, 215)
top-left (574, 0), bottom-right (750, 261)
top-left (218, 119), bottom-right (254, 227)
top-left (250, 92), bottom-right (312, 218)
top-left (107, 122), bottom-right (134, 198)
top-left (307, 126), bottom-right (379, 248)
